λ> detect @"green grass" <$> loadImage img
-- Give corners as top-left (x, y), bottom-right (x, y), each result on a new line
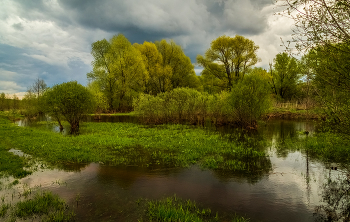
top-left (275, 131), bottom-right (350, 164)
top-left (303, 133), bottom-right (350, 164)
top-left (1, 191), bottom-right (75, 221)
top-left (0, 113), bottom-right (271, 174)
top-left (144, 195), bottom-right (249, 222)
top-left (0, 203), bottom-right (10, 218)
top-left (0, 148), bottom-right (32, 179)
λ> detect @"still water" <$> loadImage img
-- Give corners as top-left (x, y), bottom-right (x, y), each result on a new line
top-left (10, 118), bottom-right (349, 221)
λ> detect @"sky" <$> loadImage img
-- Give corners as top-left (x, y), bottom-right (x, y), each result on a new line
top-left (0, 0), bottom-right (295, 98)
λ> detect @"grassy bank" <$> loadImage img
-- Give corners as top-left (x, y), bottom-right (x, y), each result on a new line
top-left (0, 112), bottom-right (270, 175)
top-left (88, 111), bottom-right (137, 116)
top-left (264, 107), bottom-right (322, 120)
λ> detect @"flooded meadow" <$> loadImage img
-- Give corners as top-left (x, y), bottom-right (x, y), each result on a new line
top-left (1, 117), bottom-right (349, 221)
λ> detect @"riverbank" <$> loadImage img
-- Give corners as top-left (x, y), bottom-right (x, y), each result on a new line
top-left (264, 107), bottom-right (322, 120)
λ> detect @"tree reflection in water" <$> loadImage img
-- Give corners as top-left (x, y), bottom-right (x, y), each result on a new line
top-left (314, 169), bottom-right (350, 221)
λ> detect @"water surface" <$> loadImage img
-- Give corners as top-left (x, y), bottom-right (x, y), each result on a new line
top-left (10, 118), bottom-right (348, 221)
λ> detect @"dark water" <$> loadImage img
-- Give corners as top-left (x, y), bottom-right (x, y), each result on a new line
top-left (11, 117), bottom-right (349, 221)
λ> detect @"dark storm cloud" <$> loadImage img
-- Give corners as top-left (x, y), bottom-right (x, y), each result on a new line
top-left (48, 0), bottom-right (273, 62)
top-left (56, 0), bottom-right (273, 39)
top-left (1, 0), bottom-right (282, 94)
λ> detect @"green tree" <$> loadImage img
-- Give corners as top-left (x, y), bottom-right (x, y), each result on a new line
top-left (229, 70), bottom-right (271, 127)
top-left (42, 81), bottom-right (94, 134)
top-left (197, 35), bottom-right (260, 91)
top-left (4, 94), bottom-right (11, 110)
top-left (88, 34), bottom-right (148, 112)
top-left (0, 93), bottom-right (5, 111)
top-left (155, 39), bottom-right (200, 90)
top-left (282, 0), bottom-right (350, 135)
top-left (269, 52), bottom-right (300, 101)
top-left (134, 41), bottom-right (172, 95)
top-left (306, 44), bottom-right (350, 134)
top-left (29, 78), bottom-right (47, 99)
top-left (12, 94), bottom-right (19, 110)
top-left (22, 78), bottom-right (47, 116)
top-left (87, 80), bottom-right (109, 114)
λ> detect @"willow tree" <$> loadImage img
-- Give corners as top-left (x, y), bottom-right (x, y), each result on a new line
top-left (197, 35), bottom-right (260, 91)
top-left (155, 40), bottom-right (200, 90)
top-left (134, 41), bottom-right (172, 95)
top-left (88, 34), bottom-right (148, 112)
top-left (42, 81), bottom-right (94, 134)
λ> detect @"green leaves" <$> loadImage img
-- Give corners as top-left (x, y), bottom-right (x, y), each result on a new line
top-left (42, 81), bottom-right (94, 134)
top-left (88, 34), bottom-right (148, 112)
top-left (269, 52), bottom-right (301, 101)
top-left (197, 35), bottom-right (260, 91)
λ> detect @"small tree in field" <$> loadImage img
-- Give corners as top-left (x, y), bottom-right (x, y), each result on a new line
top-left (43, 81), bottom-right (94, 134)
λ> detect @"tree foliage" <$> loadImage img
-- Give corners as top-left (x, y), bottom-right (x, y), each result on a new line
top-left (88, 34), bottom-right (148, 112)
top-left (280, 0), bottom-right (350, 53)
top-left (22, 78), bottom-right (47, 116)
top-left (134, 72), bottom-right (271, 128)
top-left (269, 52), bottom-right (300, 101)
top-left (229, 70), bottom-right (271, 126)
top-left (155, 39), bottom-right (200, 90)
top-left (87, 80), bottom-right (109, 114)
top-left (42, 81), bottom-right (94, 134)
top-left (134, 41), bottom-right (173, 95)
top-left (306, 43), bottom-right (350, 134)
top-left (281, 0), bottom-right (350, 135)
top-left (197, 35), bottom-right (260, 91)
top-left (0, 93), bottom-right (6, 111)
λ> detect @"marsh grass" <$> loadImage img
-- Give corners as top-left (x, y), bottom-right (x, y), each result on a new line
top-left (0, 149), bottom-right (32, 179)
top-left (8, 191), bottom-right (75, 221)
top-left (0, 113), bottom-right (271, 174)
top-left (303, 133), bottom-right (350, 164)
top-left (144, 195), bottom-right (249, 222)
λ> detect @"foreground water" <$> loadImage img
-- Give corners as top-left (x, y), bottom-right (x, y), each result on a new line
top-left (8, 118), bottom-right (349, 221)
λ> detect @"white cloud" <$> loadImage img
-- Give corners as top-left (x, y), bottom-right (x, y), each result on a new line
top-left (0, 80), bottom-right (26, 93)
top-left (248, 4), bottom-right (295, 69)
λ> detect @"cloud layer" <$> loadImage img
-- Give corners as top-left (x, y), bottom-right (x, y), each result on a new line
top-left (0, 0), bottom-right (294, 95)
